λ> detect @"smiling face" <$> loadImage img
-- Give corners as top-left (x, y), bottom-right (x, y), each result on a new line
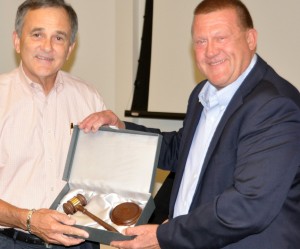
top-left (13, 7), bottom-right (75, 87)
top-left (192, 8), bottom-right (257, 89)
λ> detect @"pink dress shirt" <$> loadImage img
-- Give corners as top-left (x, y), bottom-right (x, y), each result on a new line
top-left (0, 65), bottom-right (106, 211)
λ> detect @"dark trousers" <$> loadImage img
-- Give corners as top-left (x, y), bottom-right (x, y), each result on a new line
top-left (148, 172), bottom-right (175, 224)
top-left (0, 233), bottom-right (99, 249)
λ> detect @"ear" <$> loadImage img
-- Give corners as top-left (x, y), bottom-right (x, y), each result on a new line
top-left (246, 28), bottom-right (257, 51)
top-left (66, 42), bottom-right (76, 60)
top-left (13, 31), bottom-right (21, 54)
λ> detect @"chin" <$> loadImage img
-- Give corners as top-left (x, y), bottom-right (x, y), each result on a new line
top-left (209, 79), bottom-right (229, 89)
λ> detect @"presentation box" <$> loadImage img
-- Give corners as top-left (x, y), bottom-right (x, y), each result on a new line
top-left (51, 126), bottom-right (162, 245)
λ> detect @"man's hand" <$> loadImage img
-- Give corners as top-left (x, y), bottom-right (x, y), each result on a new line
top-left (30, 208), bottom-right (89, 246)
top-left (79, 110), bottom-right (125, 133)
top-left (110, 224), bottom-right (160, 249)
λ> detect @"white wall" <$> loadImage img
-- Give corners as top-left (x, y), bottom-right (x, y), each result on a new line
top-left (1, 0), bottom-right (300, 133)
top-left (246, 0), bottom-right (300, 87)
top-left (0, 0), bottom-right (24, 72)
top-left (0, 0), bottom-right (182, 132)
top-left (65, 0), bottom-right (117, 112)
top-left (0, 0), bottom-right (120, 113)
top-left (1, 3), bottom-right (299, 247)
top-left (149, 0), bottom-right (203, 114)
top-left (148, 0), bottom-right (300, 114)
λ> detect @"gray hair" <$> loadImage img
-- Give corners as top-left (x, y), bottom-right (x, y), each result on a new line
top-left (15, 0), bottom-right (78, 44)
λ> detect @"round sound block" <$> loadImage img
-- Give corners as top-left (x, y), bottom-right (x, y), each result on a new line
top-left (110, 202), bottom-right (142, 226)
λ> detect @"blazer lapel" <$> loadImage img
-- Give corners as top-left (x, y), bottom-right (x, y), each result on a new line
top-left (177, 101), bottom-right (203, 178)
top-left (169, 89), bottom-right (204, 214)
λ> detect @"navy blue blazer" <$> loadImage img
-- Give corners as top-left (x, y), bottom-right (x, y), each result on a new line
top-left (125, 55), bottom-right (300, 248)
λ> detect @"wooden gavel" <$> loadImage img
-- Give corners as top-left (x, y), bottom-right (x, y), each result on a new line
top-left (63, 194), bottom-right (119, 233)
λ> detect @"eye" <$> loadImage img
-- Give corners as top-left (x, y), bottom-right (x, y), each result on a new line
top-left (194, 39), bottom-right (207, 46)
top-left (56, 36), bottom-right (64, 41)
top-left (53, 32), bottom-right (68, 43)
top-left (217, 36), bottom-right (227, 43)
top-left (32, 32), bottom-right (42, 38)
top-left (52, 35), bottom-right (66, 44)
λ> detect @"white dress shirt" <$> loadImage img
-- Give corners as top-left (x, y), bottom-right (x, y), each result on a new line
top-left (174, 55), bottom-right (257, 217)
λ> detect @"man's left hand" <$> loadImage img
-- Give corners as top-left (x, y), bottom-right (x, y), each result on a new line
top-left (110, 224), bottom-right (160, 249)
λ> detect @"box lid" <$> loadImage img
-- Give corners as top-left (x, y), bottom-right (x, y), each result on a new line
top-left (63, 126), bottom-right (162, 194)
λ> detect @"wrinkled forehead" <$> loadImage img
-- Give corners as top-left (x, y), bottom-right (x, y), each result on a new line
top-left (192, 8), bottom-right (244, 34)
top-left (23, 7), bottom-right (72, 33)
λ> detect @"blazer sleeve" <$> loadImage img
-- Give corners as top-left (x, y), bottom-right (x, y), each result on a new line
top-left (124, 121), bottom-right (182, 172)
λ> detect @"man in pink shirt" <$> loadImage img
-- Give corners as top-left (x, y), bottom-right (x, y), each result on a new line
top-left (0, 0), bottom-right (106, 248)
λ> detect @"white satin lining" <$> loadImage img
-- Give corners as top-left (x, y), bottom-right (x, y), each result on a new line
top-left (56, 188), bottom-right (149, 232)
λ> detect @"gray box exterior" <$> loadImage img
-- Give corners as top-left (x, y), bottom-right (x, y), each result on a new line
top-left (50, 126), bottom-right (162, 245)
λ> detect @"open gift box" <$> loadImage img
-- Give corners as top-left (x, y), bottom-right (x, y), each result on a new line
top-left (50, 126), bottom-right (162, 245)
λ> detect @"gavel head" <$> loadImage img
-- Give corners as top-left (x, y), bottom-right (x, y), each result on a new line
top-left (63, 194), bottom-right (88, 215)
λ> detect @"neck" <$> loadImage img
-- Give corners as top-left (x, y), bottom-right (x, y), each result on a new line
top-left (38, 79), bottom-right (55, 95)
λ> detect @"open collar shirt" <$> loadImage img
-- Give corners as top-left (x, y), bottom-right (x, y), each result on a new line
top-left (0, 64), bottom-right (106, 212)
top-left (174, 55), bottom-right (257, 217)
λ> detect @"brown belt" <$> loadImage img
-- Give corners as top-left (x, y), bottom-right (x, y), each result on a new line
top-left (0, 228), bottom-right (51, 247)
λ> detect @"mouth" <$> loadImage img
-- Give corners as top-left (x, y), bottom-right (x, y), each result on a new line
top-left (35, 55), bottom-right (54, 62)
top-left (209, 59), bottom-right (226, 66)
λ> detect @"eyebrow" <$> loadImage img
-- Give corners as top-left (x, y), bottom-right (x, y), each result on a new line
top-left (30, 27), bottom-right (44, 33)
top-left (56, 31), bottom-right (68, 38)
top-left (30, 27), bottom-right (68, 38)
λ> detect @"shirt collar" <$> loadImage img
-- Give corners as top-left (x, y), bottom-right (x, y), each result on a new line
top-left (199, 54), bottom-right (257, 110)
top-left (19, 62), bottom-right (63, 93)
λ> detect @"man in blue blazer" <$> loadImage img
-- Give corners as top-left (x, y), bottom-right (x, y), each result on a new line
top-left (80, 0), bottom-right (300, 248)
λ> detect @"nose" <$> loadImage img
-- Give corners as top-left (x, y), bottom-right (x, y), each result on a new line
top-left (205, 41), bottom-right (218, 57)
top-left (41, 38), bottom-right (53, 52)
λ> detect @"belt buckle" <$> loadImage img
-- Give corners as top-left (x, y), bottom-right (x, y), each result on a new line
top-left (44, 242), bottom-right (52, 248)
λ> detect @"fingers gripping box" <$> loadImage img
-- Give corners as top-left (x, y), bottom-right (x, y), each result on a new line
top-left (51, 126), bottom-right (162, 245)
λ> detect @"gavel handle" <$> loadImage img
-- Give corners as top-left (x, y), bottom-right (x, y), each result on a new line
top-left (76, 205), bottom-right (119, 233)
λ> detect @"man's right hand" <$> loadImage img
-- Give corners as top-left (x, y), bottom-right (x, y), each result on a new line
top-left (30, 208), bottom-right (89, 246)
top-left (79, 110), bottom-right (125, 133)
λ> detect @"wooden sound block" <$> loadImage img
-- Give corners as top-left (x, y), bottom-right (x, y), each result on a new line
top-left (110, 202), bottom-right (142, 226)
